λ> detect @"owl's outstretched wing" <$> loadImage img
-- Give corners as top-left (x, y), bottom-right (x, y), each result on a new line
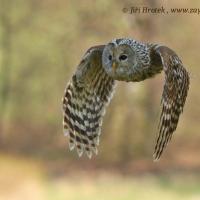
top-left (62, 45), bottom-right (116, 158)
top-left (152, 45), bottom-right (190, 160)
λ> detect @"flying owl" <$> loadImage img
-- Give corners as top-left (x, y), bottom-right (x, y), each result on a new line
top-left (62, 38), bottom-right (189, 161)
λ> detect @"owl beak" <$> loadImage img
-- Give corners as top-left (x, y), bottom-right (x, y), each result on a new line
top-left (112, 61), bottom-right (117, 72)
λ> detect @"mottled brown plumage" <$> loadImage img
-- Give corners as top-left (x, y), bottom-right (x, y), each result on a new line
top-left (62, 38), bottom-right (189, 160)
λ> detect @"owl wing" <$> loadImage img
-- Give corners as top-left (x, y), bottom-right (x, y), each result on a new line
top-left (62, 45), bottom-right (116, 158)
top-left (152, 45), bottom-right (190, 160)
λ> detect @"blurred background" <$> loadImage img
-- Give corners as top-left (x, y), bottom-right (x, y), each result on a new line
top-left (0, 0), bottom-right (200, 199)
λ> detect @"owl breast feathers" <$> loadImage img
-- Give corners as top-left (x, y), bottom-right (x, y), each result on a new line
top-left (62, 38), bottom-right (190, 160)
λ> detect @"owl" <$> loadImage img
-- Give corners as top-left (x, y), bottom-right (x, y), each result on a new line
top-left (62, 38), bottom-right (189, 161)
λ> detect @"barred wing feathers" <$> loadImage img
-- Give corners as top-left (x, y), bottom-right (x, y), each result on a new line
top-left (62, 45), bottom-right (116, 158)
top-left (153, 46), bottom-right (190, 160)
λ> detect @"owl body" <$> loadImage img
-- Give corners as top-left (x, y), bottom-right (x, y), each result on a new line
top-left (63, 38), bottom-right (189, 160)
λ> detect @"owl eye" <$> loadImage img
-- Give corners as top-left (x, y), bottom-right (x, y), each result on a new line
top-left (119, 54), bottom-right (128, 61)
top-left (108, 55), bottom-right (112, 61)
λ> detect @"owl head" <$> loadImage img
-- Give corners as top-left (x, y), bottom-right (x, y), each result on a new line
top-left (102, 38), bottom-right (150, 81)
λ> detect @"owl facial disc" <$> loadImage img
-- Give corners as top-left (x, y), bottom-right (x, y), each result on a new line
top-left (102, 42), bottom-right (138, 81)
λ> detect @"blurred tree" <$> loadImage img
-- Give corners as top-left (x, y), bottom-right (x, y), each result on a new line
top-left (0, 0), bottom-right (12, 144)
